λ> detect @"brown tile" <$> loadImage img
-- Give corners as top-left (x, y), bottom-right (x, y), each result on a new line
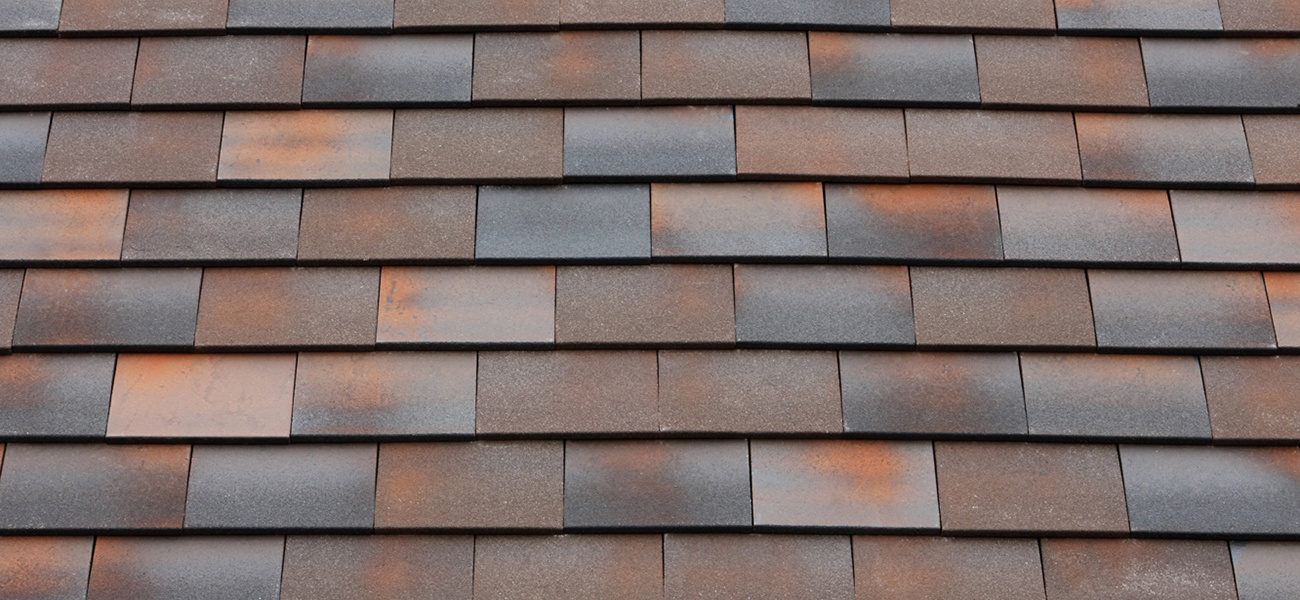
top-left (1041, 539), bottom-right (1237, 600)
top-left (934, 441), bottom-right (1129, 535)
top-left (218, 110), bottom-right (393, 185)
top-left (1089, 269), bottom-right (1276, 351)
top-left (891, 0), bottom-right (1056, 32)
top-left (42, 112), bottom-right (224, 186)
top-left (58, 0), bottom-right (227, 33)
top-left (906, 109), bottom-right (1082, 184)
top-left (1244, 115), bottom-right (1300, 189)
top-left (733, 264), bottom-right (914, 348)
top-left (395, 0), bottom-right (560, 29)
top-left (0, 271), bottom-right (17, 353)
top-left (196, 267), bottom-right (380, 350)
top-left (376, 441), bottom-right (564, 531)
top-left (853, 536), bottom-right (1046, 600)
top-left (0, 190), bottom-right (127, 264)
top-left (659, 350), bottom-right (841, 435)
top-left (474, 535), bottom-right (662, 600)
top-left (472, 32), bottom-right (640, 104)
top-left (735, 106), bottom-right (907, 181)
top-left (282, 535), bottom-right (473, 600)
top-left (108, 353), bottom-right (295, 440)
top-left (664, 534), bottom-right (852, 600)
top-left (651, 182), bottom-right (827, 260)
top-left (910, 267), bottom-right (1095, 350)
top-left (560, 0), bottom-right (723, 27)
top-left (1231, 541), bottom-right (1300, 600)
top-left (1054, 0), bottom-right (1223, 33)
top-left (122, 189), bottom-right (301, 264)
top-left (88, 536), bottom-right (284, 600)
top-left (1076, 113), bottom-right (1254, 188)
top-left (13, 268), bottom-right (201, 350)
top-left (391, 108), bottom-right (563, 183)
top-left (997, 186), bottom-right (1178, 264)
top-left (298, 186), bottom-right (476, 264)
top-left (0, 38), bottom-right (137, 108)
top-left (1201, 355), bottom-right (1300, 444)
top-left (1172, 190), bottom-right (1300, 266)
top-left (1267, 272), bottom-right (1300, 348)
top-left (476, 350), bottom-right (658, 437)
top-left (132, 36), bottom-right (305, 108)
top-left (377, 266), bottom-right (555, 347)
top-left (641, 31), bottom-right (810, 103)
top-left (555, 264), bottom-right (735, 348)
top-left (0, 353), bottom-right (116, 439)
top-left (1219, 0), bottom-right (1300, 34)
top-left (0, 536), bottom-right (94, 600)
top-left (825, 184), bottom-right (1001, 261)
top-left (975, 35), bottom-right (1148, 109)
top-left (808, 32), bottom-right (979, 107)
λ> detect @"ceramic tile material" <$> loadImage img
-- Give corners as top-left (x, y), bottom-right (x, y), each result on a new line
top-left (391, 108), bottom-right (563, 183)
top-left (1042, 538), bottom-right (1237, 600)
top-left (663, 534), bottom-right (853, 600)
top-left (1201, 356), bottom-right (1300, 443)
top-left (641, 30), bottom-right (810, 103)
top-left (910, 267), bottom-right (1096, 350)
top-left (303, 34), bottom-right (473, 107)
top-left (13, 268), bottom-right (202, 350)
top-left (218, 110), bottom-right (393, 185)
top-left (226, 0), bottom-right (393, 32)
top-left (1144, 38), bottom-right (1300, 111)
top-left (997, 186), bottom-right (1179, 264)
top-left (825, 184), bottom-right (1002, 261)
top-left (87, 536), bottom-right (284, 600)
top-left (890, 0), bottom-right (1056, 32)
top-left (0, 38), bottom-right (136, 108)
top-left (0, 271), bottom-right (17, 353)
top-left (725, 0), bottom-right (889, 28)
top-left (195, 267), bottom-right (380, 350)
top-left (0, 536), bottom-right (94, 600)
top-left (733, 264), bottom-right (915, 348)
top-left (906, 109), bottom-right (1082, 184)
top-left (1075, 113), bottom-right (1254, 188)
top-left (0, 353), bottom-right (116, 439)
top-left (42, 112), bottom-right (224, 186)
top-left (734, 106), bottom-right (908, 181)
top-left (1055, 0), bottom-right (1223, 33)
top-left (394, 0), bottom-right (560, 29)
top-left (0, 112), bottom-right (49, 186)
top-left (852, 536), bottom-right (1046, 600)
top-left (475, 184), bottom-right (651, 263)
top-left (474, 535), bottom-right (663, 600)
top-left (58, 0), bottom-right (227, 33)
top-left (563, 106), bottom-right (737, 182)
top-left (809, 32), bottom-right (979, 106)
top-left (472, 32), bottom-right (640, 105)
top-left (976, 35), bottom-right (1149, 109)
top-left (1244, 116), bottom-right (1300, 189)
top-left (132, 36), bottom-right (304, 109)
top-left (0, 0), bottom-right (62, 34)
top-left (0, 190), bottom-right (128, 263)
top-left (281, 535), bottom-right (473, 600)
top-left (1088, 269), bottom-right (1277, 351)
top-left (650, 182), bottom-right (827, 260)
top-left (121, 189), bottom-right (301, 264)
top-left (555, 264), bottom-right (735, 348)
top-left (297, 186), bottom-right (477, 264)
top-left (1232, 541), bottom-right (1300, 600)
top-left (377, 266), bottom-right (556, 347)
top-left (1267, 272), bottom-right (1300, 349)
top-left (1172, 190), bottom-right (1300, 266)
top-left (559, 0), bottom-right (724, 27)
top-left (1219, 0), bottom-right (1300, 34)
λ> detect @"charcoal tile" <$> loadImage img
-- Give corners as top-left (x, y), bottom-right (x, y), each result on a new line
top-left (13, 268), bottom-right (201, 350)
top-left (1172, 190), bottom-right (1300, 266)
top-left (218, 110), bottom-right (393, 185)
top-left (564, 439), bottom-right (751, 530)
top-left (476, 184), bottom-right (650, 263)
top-left (910, 267), bottom-right (1095, 350)
top-left (132, 36), bottom-right (304, 109)
top-left (725, 0), bottom-right (888, 28)
top-left (59, 0), bottom-right (227, 33)
top-left (42, 112), bottom-right (224, 186)
top-left (853, 536), bottom-right (1046, 600)
top-left (0, 443), bottom-right (189, 531)
top-left (88, 536), bottom-right (283, 600)
top-left (560, 0), bottom-right (723, 26)
top-left (377, 266), bottom-right (555, 347)
top-left (1219, 0), bottom-right (1300, 34)
top-left (997, 186), bottom-right (1179, 264)
top-left (227, 0), bottom-right (393, 31)
top-left (1232, 541), bottom-right (1300, 600)
top-left (122, 188), bottom-right (301, 264)
top-left (935, 441), bottom-right (1129, 535)
top-left (196, 267), bottom-right (379, 350)
top-left (1244, 115), bottom-right (1300, 189)
top-left (664, 534), bottom-right (852, 600)
top-left (1088, 269), bottom-right (1276, 351)
top-left (474, 535), bottom-right (662, 600)
top-left (391, 108), bottom-right (563, 183)
top-left (303, 34), bottom-right (473, 107)
top-left (376, 441), bottom-right (563, 530)
top-left (0, 190), bottom-right (127, 263)
top-left (0, 0), bottom-right (61, 34)
top-left (555, 264), bottom-right (735, 347)
top-left (891, 0), bottom-right (1056, 32)
top-left (1266, 272), bottom-right (1300, 348)
top-left (1076, 113), bottom-right (1254, 188)
top-left (734, 106), bottom-right (907, 180)
top-left (472, 32), bottom-right (640, 105)
top-left (298, 186), bottom-right (476, 264)
top-left (651, 182), bottom-right (827, 260)
top-left (0, 112), bottom-right (49, 186)
top-left (0, 536), bottom-right (94, 600)
top-left (906, 109), bottom-right (1082, 184)
top-left (293, 351), bottom-right (476, 439)
top-left (396, 0), bottom-right (558, 29)
top-left (1042, 539), bottom-right (1235, 600)
top-left (282, 535), bottom-right (473, 600)
top-left (976, 35), bottom-right (1148, 109)
top-left (0, 38), bottom-right (136, 108)
top-left (641, 30), bottom-right (809, 103)
top-left (808, 32), bottom-right (978, 106)
top-left (1144, 38), bottom-right (1300, 111)
top-left (1055, 0), bottom-right (1223, 33)
top-left (0, 353), bottom-right (115, 439)
top-left (108, 353), bottom-right (296, 440)
top-left (825, 183), bottom-right (1002, 261)
top-left (1201, 355), bottom-right (1300, 444)
top-left (733, 264), bottom-right (914, 347)
top-left (0, 271), bottom-right (17, 353)
top-left (563, 106), bottom-right (736, 182)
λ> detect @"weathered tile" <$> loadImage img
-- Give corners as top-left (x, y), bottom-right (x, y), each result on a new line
top-left (564, 440), bottom-right (751, 530)
top-left (282, 535), bottom-right (473, 600)
top-left (997, 186), bottom-right (1178, 264)
top-left (1172, 190), bottom-right (1300, 266)
top-left (560, 0), bottom-right (723, 26)
top-left (664, 534), bottom-right (852, 600)
top-left (88, 536), bottom-right (283, 600)
top-left (976, 35), bottom-right (1148, 109)
top-left (659, 350), bottom-right (842, 435)
top-left (476, 184), bottom-right (650, 263)
top-left (1244, 115), bottom-right (1300, 189)
top-left (0, 536), bottom-right (94, 600)
top-left (476, 350), bottom-right (659, 437)
top-left (304, 34), bottom-right (473, 107)
top-left (108, 353), bottom-right (296, 440)
top-left (1076, 113), bottom-right (1254, 188)
top-left (935, 441), bottom-right (1129, 535)
top-left (563, 106), bottom-right (736, 182)
top-left (132, 36), bottom-right (304, 109)
top-left (122, 189), bottom-right (301, 264)
top-left (13, 268), bottom-right (201, 350)
top-left (42, 112), bottom-right (224, 186)
top-left (891, 0), bottom-right (1056, 31)
top-left (376, 441), bottom-right (564, 530)
top-left (734, 106), bottom-right (907, 180)
top-left (0, 0), bottom-right (61, 34)
top-left (1055, 0), bottom-right (1223, 33)
top-left (472, 32), bottom-right (639, 104)
top-left (809, 33), bottom-right (978, 106)
top-left (0, 443), bottom-right (189, 531)
top-left (1088, 269), bottom-right (1276, 351)
top-left (298, 186), bottom-right (476, 264)
top-left (293, 351), bottom-right (476, 439)
top-left (218, 110), bottom-right (393, 184)
top-left (474, 535), bottom-right (662, 600)
top-left (59, 0), bottom-right (226, 33)
top-left (726, 0), bottom-right (888, 28)
top-left (641, 30), bottom-right (809, 103)
top-left (227, 0), bottom-right (393, 31)
top-left (0, 39), bottom-right (136, 108)
top-left (1044, 539), bottom-right (1235, 600)
top-left (1144, 38), bottom-right (1300, 111)
top-left (555, 264), bottom-right (735, 347)
top-left (1201, 355), bottom-right (1300, 444)
top-left (1219, 0), bottom-right (1300, 34)
top-left (853, 536), bottom-right (1045, 600)
top-left (0, 353), bottom-right (115, 439)
top-left (0, 190), bottom-right (126, 264)
top-left (196, 267), bottom-right (379, 350)
top-left (906, 109), bottom-right (1082, 184)
top-left (825, 184), bottom-right (1001, 261)
top-left (1267, 272), bottom-right (1300, 348)
top-left (1232, 541), bottom-right (1300, 600)
top-left (734, 264), bottom-right (914, 347)
top-left (395, 0), bottom-right (560, 29)
top-left (377, 266), bottom-right (555, 347)
top-left (0, 271), bottom-right (17, 353)
top-left (651, 182), bottom-right (826, 259)
top-left (910, 267), bottom-right (1095, 350)
top-left (0, 112), bottom-right (48, 186)
top-left (392, 108), bottom-right (563, 183)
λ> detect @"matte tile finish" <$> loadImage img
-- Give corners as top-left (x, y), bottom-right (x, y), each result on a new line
top-left (1245, 115), bottom-right (1300, 189)
top-left (726, 0), bottom-right (889, 28)
top-left (1076, 113), bottom-right (1254, 188)
top-left (997, 186), bottom-right (1179, 264)
top-left (906, 109), bottom-right (1082, 184)
top-left (476, 185), bottom-right (651, 263)
top-left (1201, 355), bottom-right (1300, 443)
top-left (825, 184), bottom-right (1002, 261)
top-left (42, 112), bottom-right (224, 186)
top-left (391, 108), bottom-right (563, 183)
top-left (0, 0), bottom-right (62, 33)
top-left (196, 267), bottom-right (380, 350)
top-left (378, 266), bottom-right (555, 346)
top-left (651, 182), bottom-right (827, 259)
top-left (733, 264), bottom-right (914, 347)
top-left (0, 190), bottom-right (127, 263)
top-left (218, 110), bottom-right (394, 184)
top-left (1041, 539), bottom-right (1237, 600)
top-left (474, 535), bottom-right (662, 600)
top-left (1268, 272), bottom-right (1300, 348)
top-left (1088, 269), bottom-right (1276, 351)
top-left (1219, 0), bottom-right (1300, 33)
top-left (476, 351), bottom-right (659, 436)
top-left (1172, 190), bottom-right (1300, 266)
top-left (282, 535), bottom-right (473, 600)
top-left (0, 271), bottom-right (17, 353)
top-left (226, 0), bottom-right (394, 31)
top-left (0, 353), bottom-right (116, 439)
top-left (303, 34), bottom-right (473, 106)
top-left (555, 264), bottom-right (735, 347)
top-left (0, 536), bottom-right (94, 600)
top-left (298, 186), bottom-right (477, 263)
top-left (563, 106), bottom-right (737, 181)
top-left (0, 38), bottom-right (137, 108)
top-left (560, 0), bottom-right (724, 26)
top-left (13, 268), bottom-right (201, 350)
top-left (132, 36), bottom-right (306, 108)
top-left (853, 536), bottom-right (1046, 600)
top-left (394, 0), bottom-right (560, 29)
top-left (1055, 0), bottom-right (1223, 32)
top-left (472, 32), bottom-right (640, 104)
top-left (734, 106), bottom-right (908, 180)
top-left (809, 32), bottom-right (979, 106)
top-left (1232, 541), bottom-right (1300, 600)
top-left (0, 112), bottom-right (49, 185)
top-left (1144, 38), bottom-right (1300, 110)
top-left (58, 0), bottom-right (228, 32)
top-left (911, 267), bottom-right (1095, 349)
top-left (890, 0), bottom-right (1056, 31)
top-left (122, 189), bottom-right (301, 264)
top-left (976, 35), bottom-right (1149, 109)
top-left (664, 534), bottom-right (853, 600)
top-left (88, 536), bottom-right (284, 600)
top-left (641, 30), bottom-right (810, 103)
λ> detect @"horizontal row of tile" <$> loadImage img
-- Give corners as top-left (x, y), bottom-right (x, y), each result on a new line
top-left (5, 33), bottom-right (1300, 111)
top-left (5, 108), bottom-right (1300, 188)
top-left (0, 439), bottom-right (1296, 537)
top-left (2, 534), bottom-right (1294, 600)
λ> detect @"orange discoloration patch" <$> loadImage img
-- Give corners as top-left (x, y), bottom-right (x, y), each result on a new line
top-left (377, 265), bottom-right (555, 345)
top-left (219, 109), bottom-right (393, 182)
top-left (0, 190), bottom-right (127, 262)
top-left (0, 536), bottom-right (93, 599)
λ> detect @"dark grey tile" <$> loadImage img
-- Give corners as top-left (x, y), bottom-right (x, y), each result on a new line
top-left (809, 33), bottom-right (978, 106)
top-left (0, 0), bottom-right (61, 33)
top-left (563, 107), bottom-right (736, 182)
top-left (88, 536), bottom-right (284, 600)
top-left (725, 0), bottom-right (888, 28)
top-left (226, 0), bottom-right (393, 31)
top-left (825, 184), bottom-right (1002, 261)
top-left (122, 189), bottom-right (301, 264)
top-left (0, 353), bottom-right (115, 439)
top-left (1144, 38), bottom-right (1300, 111)
top-left (0, 270), bottom-right (18, 353)
top-left (475, 185), bottom-right (650, 263)
top-left (1075, 114), bottom-right (1254, 189)
top-left (734, 264), bottom-right (914, 348)
top-left (0, 113), bottom-right (48, 187)
top-left (303, 34), bottom-right (473, 107)
top-left (1232, 541), bottom-right (1300, 600)
top-left (1055, 0), bottom-right (1223, 33)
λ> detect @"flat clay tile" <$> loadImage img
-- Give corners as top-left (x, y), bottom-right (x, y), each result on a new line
top-left (0, 536), bottom-right (94, 600)
top-left (476, 184), bottom-right (651, 263)
top-left (1144, 38), bottom-right (1300, 111)
top-left (734, 106), bottom-right (907, 180)
top-left (472, 32), bottom-right (640, 105)
top-left (910, 267), bottom-right (1096, 350)
top-left (293, 351), bottom-right (477, 439)
top-left (132, 35), bottom-right (305, 109)
top-left (475, 350), bottom-right (659, 437)
top-left (474, 535), bottom-right (662, 600)
top-left (839, 351), bottom-right (1027, 437)
top-left (303, 34), bottom-right (473, 107)
top-left (1232, 541), bottom-right (1300, 600)
top-left (87, 536), bottom-right (284, 600)
top-left (0, 0), bottom-right (61, 34)
top-left (563, 106), bottom-right (736, 182)
top-left (1121, 445), bottom-right (1300, 537)
top-left (0, 112), bottom-right (49, 186)
top-left (218, 110), bottom-right (393, 185)
top-left (564, 439), bottom-right (751, 530)
top-left (1043, 539), bottom-right (1236, 600)
top-left (0, 38), bottom-right (136, 108)
top-left (13, 268), bottom-right (201, 350)
top-left (298, 186), bottom-right (476, 264)
top-left (42, 111), bottom-right (224, 186)
top-left (560, 0), bottom-right (723, 27)
top-left (1075, 113), bottom-right (1254, 188)
top-left (376, 441), bottom-right (564, 531)
top-left (121, 188), bottom-right (301, 264)
top-left (997, 186), bottom-right (1179, 264)
top-left (1219, 0), bottom-right (1300, 34)
top-left (658, 350), bottom-right (842, 435)
top-left (751, 439), bottom-right (938, 531)
top-left (825, 183), bottom-right (1002, 261)
top-left (808, 32), bottom-right (978, 106)
top-left (555, 264), bottom-right (735, 347)
top-left (1201, 355), bottom-right (1300, 444)
top-left (934, 441), bottom-right (1129, 535)
top-left (377, 266), bottom-right (555, 347)
top-left (1020, 353), bottom-right (1210, 441)
top-left (641, 31), bottom-right (809, 103)
top-left (664, 534), bottom-right (852, 600)
top-left (1172, 190), bottom-right (1300, 266)
top-left (195, 267), bottom-right (380, 350)
top-left (733, 264), bottom-right (914, 347)
top-left (890, 0), bottom-right (1056, 32)
top-left (906, 109), bottom-right (1082, 184)
top-left (852, 536), bottom-right (1046, 600)
top-left (0, 353), bottom-right (115, 439)
top-left (650, 182), bottom-right (827, 260)
top-left (0, 189), bottom-right (127, 263)
top-left (1267, 272), bottom-right (1300, 348)
top-left (107, 353), bottom-right (296, 440)
top-left (1244, 115), bottom-right (1300, 189)
top-left (0, 271), bottom-right (17, 352)
top-left (1055, 0), bottom-right (1223, 33)
top-left (226, 0), bottom-right (393, 31)
top-left (1088, 269), bottom-right (1276, 351)
top-left (395, 0), bottom-right (560, 29)
top-left (391, 108), bottom-right (563, 183)
top-left (282, 535), bottom-right (473, 600)
top-left (0, 443), bottom-right (189, 531)
top-left (58, 0), bottom-right (227, 33)
top-left (976, 35), bottom-right (1148, 109)
top-left (725, 0), bottom-right (888, 28)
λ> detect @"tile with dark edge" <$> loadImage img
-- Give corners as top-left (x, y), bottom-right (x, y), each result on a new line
top-left (853, 536), bottom-right (1046, 600)
top-left (298, 186), bottom-right (476, 264)
top-left (377, 266), bottom-right (555, 347)
top-left (1201, 355), bottom-right (1300, 444)
top-left (376, 441), bottom-right (564, 531)
top-left (976, 35), bottom-right (1148, 110)
top-left (1076, 113), bottom-right (1254, 188)
top-left (0, 353), bottom-right (115, 439)
top-left (563, 106), bottom-right (736, 182)
top-left (641, 30), bottom-right (809, 103)
top-left (1172, 190), bottom-right (1300, 266)
top-left (1044, 539), bottom-right (1237, 600)
top-left (564, 440), bottom-right (751, 531)
top-left (42, 112), bottom-right (224, 187)
top-left (0, 443), bottom-right (189, 532)
top-left (476, 184), bottom-right (650, 263)
top-left (0, 0), bottom-right (62, 34)
top-left (1232, 541), bottom-right (1300, 600)
top-left (226, 0), bottom-right (393, 32)
top-left (472, 32), bottom-right (640, 105)
top-left (281, 535), bottom-right (473, 600)
top-left (394, 0), bottom-right (559, 29)
top-left (1218, 0), bottom-right (1300, 34)
top-left (1054, 0), bottom-right (1223, 33)
top-left (0, 190), bottom-right (127, 264)
top-left (825, 183), bottom-right (1002, 261)
top-left (725, 0), bottom-right (888, 29)
top-left (733, 264), bottom-right (914, 348)
top-left (555, 264), bottom-right (735, 348)
top-left (0, 271), bottom-right (18, 353)
top-left (121, 189), bottom-right (301, 265)
top-left (890, 0), bottom-right (1056, 32)
top-left (391, 108), bottom-right (563, 183)
top-left (1267, 272), bottom-right (1300, 349)
top-left (13, 268), bottom-right (201, 350)
top-left (0, 112), bottom-right (49, 186)
top-left (87, 536), bottom-right (284, 600)
top-left (218, 110), bottom-right (393, 185)
top-left (910, 267), bottom-right (1095, 350)
top-left (195, 267), bottom-right (379, 350)
top-left (650, 182), bottom-right (827, 260)
top-left (808, 32), bottom-right (978, 107)
top-left (474, 535), bottom-right (662, 600)
top-left (734, 106), bottom-right (907, 181)
top-left (0, 536), bottom-right (94, 600)
top-left (997, 186), bottom-right (1178, 264)
top-left (1144, 38), bottom-right (1300, 111)
top-left (132, 36), bottom-right (305, 109)
top-left (0, 38), bottom-right (136, 108)
top-left (934, 441), bottom-right (1129, 535)
top-left (1244, 115), bottom-right (1300, 189)
top-left (664, 534), bottom-right (852, 600)
top-left (303, 34), bottom-right (473, 107)
top-left (559, 0), bottom-right (724, 27)
top-left (58, 0), bottom-right (227, 33)
top-left (906, 109), bottom-right (1082, 184)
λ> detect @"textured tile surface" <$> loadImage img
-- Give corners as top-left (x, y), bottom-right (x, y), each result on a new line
top-left (1244, 115), bottom-right (1300, 189)
top-left (809, 32), bottom-right (978, 106)
top-left (218, 110), bottom-right (393, 184)
top-left (555, 264), bottom-right (735, 347)
top-left (1055, 0), bottom-right (1223, 32)
top-left (1219, 0), bottom-right (1300, 33)
top-left (13, 268), bottom-right (201, 350)
top-left (0, 39), bottom-right (137, 108)
top-left (906, 109), bottom-right (1082, 184)
top-left (196, 267), bottom-right (380, 350)
top-left (997, 186), bottom-right (1178, 264)
top-left (976, 35), bottom-right (1148, 109)
top-left (0, 536), bottom-right (94, 600)
top-left (395, 0), bottom-right (560, 29)
top-left (1232, 541), bottom-right (1300, 600)
top-left (122, 189), bottom-right (301, 264)
top-left (891, 0), bottom-right (1056, 31)
top-left (664, 534), bottom-right (852, 600)
top-left (734, 106), bottom-right (908, 180)
top-left (0, 353), bottom-right (116, 439)
top-left (1171, 190), bottom-right (1300, 266)
top-left (0, 190), bottom-right (127, 263)
top-left (42, 112), bottom-right (224, 186)
top-left (1075, 114), bottom-right (1254, 188)
top-left (825, 184), bottom-right (1002, 261)
top-left (0, 0), bottom-right (62, 33)
top-left (88, 536), bottom-right (284, 600)
top-left (298, 186), bottom-right (477, 264)
top-left (853, 536), bottom-right (1046, 600)
top-left (474, 535), bottom-right (662, 600)
top-left (560, 0), bottom-right (724, 26)
top-left (651, 182), bottom-right (827, 259)
top-left (303, 34), bottom-right (473, 106)
top-left (378, 266), bottom-right (555, 346)
top-left (0, 271), bottom-right (17, 353)
top-left (911, 267), bottom-right (1095, 349)
top-left (472, 32), bottom-right (640, 104)
top-left (226, 0), bottom-right (393, 31)
top-left (1201, 356), bottom-right (1300, 443)
top-left (733, 264), bottom-right (914, 347)
top-left (1144, 38), bottom-right (1300, 110)
top-left (391, 108), bottom-right (563, 183)
top-left (0, 112), bottom-right (49, 186)
top-left (58, 0), bottom-right (227, 32)
top-left (132, 36), bottom-right (306, 108)
top-left (1041, 538), bottom-right (1237, 600)
top-left (563, 107), bottom-right (737, 181)
top-left (641, 31), bottom-right (810, 103)
top-left (476, 351), bottom-right (659, 436)
top-left (282, 535), bottom-right (473, 600)
top-left (1089, 269), bottom-right (1276, 351)
top-left (1267, 272), bottom-right (1300, 349)
top-left (726, 0), bottom-right (889, 28)
top-left (476, 184), bottom-right (651, 263)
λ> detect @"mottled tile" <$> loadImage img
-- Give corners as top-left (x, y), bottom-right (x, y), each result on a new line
top-left (911, 267), bottom-right (1095, 349)
top-left (976, 35), bottom-right (1148, 109)
top-left (391, 108), bottom-right (563, 183)
top-left (906, 109), bottom-right (1082, 184)
top-left (304, 34), bottom-right (472, 107)
top-left (0, 38), bottom-right (136, 108)
top-left (641, 30), bottom-right (809, 103)
top-left (122, 189), bottom-right (301, 264)
top-left (282, 535), bottom-right (473, 600)
top-left (0, 536), bottom-right (94, 600)
top-left (196, 267), bottom-right (379, 350)
top-left (226, 0), bottom-right (393, 31)
top-left (218, 110), bottom-right (393, 184)
top-left (298, 186), bottom-right (476, 264)
top-left (0, 353), bottom-right (115, 439)
top-left (1076, 113), bottom-right (1254, 188)
top-left (1201, 355), bottom-right (1300, 444)
top-left (891, 0), bottom-right (1056, 31)
top-left (1172, 190), bottom-right (1300, 266)
top-left (997, 186), bottom-right (1178, 264)
top-left (474, 535), bottom-right (662, 600)
top-left (1144, 38), bottom-right (1300, 111)
top-left (1232, 541), bottom-right (1300, 600)
top-left (1042, 538), bottom-right (1236, 600)
top-left (560, 0), bottom-right (723, 26)
top-left (810, 32), bottom-right (977, 106)
top-left (1245, 115), bottom-right (1300, 189)
top-left (132, 36), bottom-right (304, 108)
top-left (734, 264), bottom-right (914, 347)
top-left (0, 190), bottom-right (127, 263)
top-left (377, 266), bottom-right (555, 347)
top-left (1089, 269), bottom-right (1276, 351)
top-left (564, 106), bottom-right (736, 182)
top-left (42, 112), bottom-right (224, 186)
top-left (734, 106), bottom-right (907, 180)
top-left (476, 184), bottom-right (650, 263)
top-left (555, 264), bottom-right (735, 347)
top-left (726, 0), bottom-right (888, 28)
top-left (825, 183), bottom-right (1001, 261)
top-left (0, 112), bottom-right (48, 186)
top-left (1055, 0), bottom-right (1223, 32)
top-left (1266, 271), bottom-right (1300, 348)
top-left (664, 534), bottom-right (852, 600)
top-left (88, 536), bottom-right (283, 600)
top-left (853, 536), bottom-right (1046, 600)
top-left (394, 0), bottom-right (560, 29)
top-left (13, 268), bottom-right (201, 350)
top-left (651, 182), bottom-right (827, 260)
top-left (472, 31), bottom-right (639, 104)
top-left (59, 0), bottom-right (227, 32)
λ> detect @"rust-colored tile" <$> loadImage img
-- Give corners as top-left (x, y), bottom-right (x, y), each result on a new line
top-left (1172, 190), bottom-right (1300, 266)
top-left (825, 184), bottom-right (1001, 261)
top-left (1219, 0), bottom-right (1300, 33)
top-left (0, 271), bottom-right (18, 353)
top-left (659, 350), bottom-right (841, 435)
top-left (641, 31), bottom-right (810, 103)
top-left (1042, 539), bottom-right (1237, 600)
top-left (809, 32), bottom-right (979, 107)
top-left (1089, 269), bottom-right (1276, 351)
top-left (911, 267), bottom-right (1095, 350)
top-left (122, 189), bottom-right (301, 264)
top-left (0, 536), bottom-right (94, 600)
top-left (1266, 272), bottom-right (1300, 348)
top-left (282, 535), bottom-right (473, 600)
top-left (218, 110), bottom-right (392, 184)
top-left (391, 108), bottom-right (563, 183)
top-left (88, 536), bottom-right (283, 600)
top-left (853, 536), bottom-right (1046, 600)
top-left (735, 106), bottom-right (907, 181)
top-left (1201, 355), bottom-right (1300, 444)
top-left (0, 190), bottom-right (127, 264)
top-left (376, 441), bottom-right (564, 531)
top-left (555, 264), bottom-right (735, 348)
top-left (975, 35), bottom-right (1148, 109)
top-left (891, 0), bottom-right (1056, 31)
top-left (0, 353), bottom-right (116, 439)
top-left (377, 266), bottom-right (555, 347)
top-left (132, 36), bottom-right (305, 108)
top-left (906, 109), bottom-right (1082, 184)
top-left (472, 32), bottom-right (640, 104)
top-left (664, 534), bottom-right (852, 600)
top-left (1076, 113), bottom-right (1254, 188)
top-left (1055, 0), bottom-right (1223, 32)
top-left (42, 112), bottom-right (223, 186)
top-left (298, 186), bottom-right (476, 264)
top-left (0, 38), bottom-right (137, 108)
top-left (59, 0), bottom-right (227, 33)
top-left (1232, 541), bottom-right (1300, 600)
top-left (651, 182), bottom-right (827, 260)
top-left (474, 535), bottom-right (662, 600)
top-left (303, 34), bottom-right (472, 107)
top-left (108, 353), bottom-right (296, 440)
top-left (997, 186), bottom-right (1178, 264)
top-left (1244, 115), bottom-right (1300, 189)
top-left (734, 264), bottom-right (914, 348)
top-left (395, 0), bottom-right (560, 29)
top-left (13, 268), bottom-right (201, 350)
top-left (560, 0), bottom-right (724, 26)
top-left (196, 267), bottom-right (380, 350)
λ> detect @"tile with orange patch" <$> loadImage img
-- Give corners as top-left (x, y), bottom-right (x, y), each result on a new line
top-left (910, 267), bottom-right (1095, 350)
top-left (282, 535), bottom-right (473, 600)
top-left (0, 353), bottom-right (116, 439)
top-left (1145, 38), bottom-right (1300, 110)
top-left (58, 0), bottom-right (227, 33)
top-left (0, 190), bottom-right (127, 264)
top-left (122, 189), bottom-right (301, 264)
top-left (88, 536), bottom-right (284, 600)
top-left (391, 108), bottom-right (563, 183)
top-left (377, 266), bottom-right (555, 347)
top-left (559, 0), bottom-right (723, 27)
top-left (0, 536), bottom-right (94, 600)
top-left (664, 534), bottom-right (852, 600)
top-left (555, 264), bottom-right (735, 348)
top-left (43, 112), bottom-right (224, 186)
top-left (1244, 115), bottom-right (1300, 189)
top-left (1042, 539), bottom-right (1236, 600)
top-left (0, 112), bottom-right (49, 185)
top-left (13, 268), bottom-right (201, 350)
top-left (1076, 113), bottom-right (1254, 188)
top-left (195, 267), bottom-right (380, 350)
top-left (1201, 356), bottom-right (1300, 444)
top-left (1172, 190), bottom-right (1300, 266)
top-left (218, 110), bottom-right (393, 185)
top-left (809, 32), bottom-right (978, 106)
top-left (825, 184), bottom-right (1002, 261)
top-left (394, 0), bottom-right (560, 29)
top-left (906, 109), bottom-right (1082, 185)
top-left (1219, 0), bottom-right (1300, 33)
top-left (651, 182), bottom-right (826, 260)
top-left (734, 264), bottom-right (914, 348)
top-left (1265, 272), bottom-right (1300, 348)
top-left (997, 186), bottom-right (1178, 264)
top-left (1055, 0), bottom-right (1223, 33)
top-left (474, 535), bottom-right (662, 600)
top-left (735, 106), bottom-right (907, 181)
top-left (298, 186), bottom-right (477, 264)
top-left (303, 35), bottom-right (472, 107)
top-left (472, 32), bottom-right (640, 104)
top-left (0, 38), bottom-right (137, 108)
top-left (853, 536), bottom-right (1046, 600)
top-left (1089, 269), bottom-right (1276, 352)
top-left (890, 0), bottom-right (1055, 31)
top-left (641, 31), bottom-right (810, 103)
top-left (132, 36), bottom-right (305, 109)
top-left (976, 35), bottom-right (1148, 109)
